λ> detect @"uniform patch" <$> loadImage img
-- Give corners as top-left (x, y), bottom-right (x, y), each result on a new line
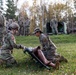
top-left (11, 35), bottom-right (14, 40)
top-left (11, 35), bottom-right (16, 43)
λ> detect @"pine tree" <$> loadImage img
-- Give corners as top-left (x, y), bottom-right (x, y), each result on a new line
top-left (0, 0), bottom-right (2, 6)
top-left (5, 0), bottom-right (17, 19)
top-left (0, 0), bottom-right (3, 10)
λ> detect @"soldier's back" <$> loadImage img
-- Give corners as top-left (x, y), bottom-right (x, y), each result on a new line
top-left (0, 14), bottom-right (6, 47)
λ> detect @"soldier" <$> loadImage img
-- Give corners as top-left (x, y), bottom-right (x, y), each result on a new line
top-left (18, 16), bottom-right (24, 36)
top-left (23, 18), bottom-right (30, 36)
top-left (0, 22), bottom-right (24, 67)
top-left (50, 17), bottom-right (58, 35)
top-left (0, 11), bottom-right (6, 48)
top-left (34, 28), bottom-right (68, 63)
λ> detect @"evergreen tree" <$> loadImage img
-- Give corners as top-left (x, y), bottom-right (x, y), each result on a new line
top-left (5, 0), bottom-right (17, 19)
top-left (0, 0), bottom-right (2, 6)
top-left (0, 0), bottom-right (3, 10)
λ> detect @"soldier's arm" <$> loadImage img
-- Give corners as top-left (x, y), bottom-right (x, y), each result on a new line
top-left (8, 34), bottom-right (24, 49)
top-left (41, 36), bottom-right (50, 50)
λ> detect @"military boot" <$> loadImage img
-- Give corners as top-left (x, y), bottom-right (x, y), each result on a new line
top-left (59, 56), bottom-right (68, 63)
top-left (12, 60), bottom-right (19, 67)
top-left (54, 61), bottom-right (60, 70)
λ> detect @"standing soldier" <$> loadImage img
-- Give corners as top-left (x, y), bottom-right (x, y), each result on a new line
top-left (18, 16), bottom-right (24, 36)
top-left (23, 18), bottom-right (30, 36)
top-left (0, 22), bottom-right (24, 67)
top-left (0, 11), bottom-right (6, 48)
top-left (50, 17), bottom-right (58, 35)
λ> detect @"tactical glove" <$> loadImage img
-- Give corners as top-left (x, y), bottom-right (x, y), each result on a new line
top-left (19, 45), bottom-right (25, 49)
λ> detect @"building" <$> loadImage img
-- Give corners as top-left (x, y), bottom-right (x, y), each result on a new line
top-left (46, 22), bottom-right (67, 34)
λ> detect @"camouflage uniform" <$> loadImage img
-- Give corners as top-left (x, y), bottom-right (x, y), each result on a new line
top-left (0, 12), bottom-right (6, 47)
top-left (23, 18), bottom-right (30, 36)
top-left (0, 23), bottom-right (24, 67)
top-left (50, 18), bottom-right (58, 35)
top-left (18, 17), bottom-right (24, 35)
top-left (37, 30), bottom-right (67, 63)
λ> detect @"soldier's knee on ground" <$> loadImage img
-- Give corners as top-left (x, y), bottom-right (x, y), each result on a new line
top-left (6, 58), bottom-right (18, 68)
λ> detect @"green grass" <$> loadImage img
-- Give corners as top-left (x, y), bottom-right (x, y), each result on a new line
top-left (0, 34), bottom-right (76, 75)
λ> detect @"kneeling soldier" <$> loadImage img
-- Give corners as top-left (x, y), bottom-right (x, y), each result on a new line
top-left (0, 22), bottom-right (24, 67)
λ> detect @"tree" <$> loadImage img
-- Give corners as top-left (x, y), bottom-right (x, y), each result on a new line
top-left (74, 0), bottom-right (76, 9)
top-left (19, 2), bottom-right (28, 19)
top-left (0, 0), bottom-right (2, 6)
top-left (29, 0), bottom-right (43, 33)
top-left (48, 3), bottom-right (68, 22)
top-left (0, 0), bottom-right (3, 11)
top-left (5, 0), bottom-right (17, 20)
top-left (74, 0), bottom-right (76, 17)
top-left (18, 0), bottom-right (74, 34)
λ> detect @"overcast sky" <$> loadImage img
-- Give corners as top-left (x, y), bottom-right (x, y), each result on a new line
top-left (3, 0), bottom-right (69, 9)
top-left (16, 0), bottom-right (67, 8)
top-left (2, 0), bottom-right (75, 12)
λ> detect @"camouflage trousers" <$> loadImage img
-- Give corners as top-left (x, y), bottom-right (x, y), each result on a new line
top-left (0, 49), bottom-right (17, 67)
top-left (23, 27), bottom-right (29, 36)
top-left (51, 26), bottom-right (58, 35)
top-left (42, 49), bottom-right (68, 63)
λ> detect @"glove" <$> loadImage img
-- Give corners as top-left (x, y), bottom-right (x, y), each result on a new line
top-left (23, 47), bottom-right (29, 53)
top-left (19, 45), bottom-right (25, 49)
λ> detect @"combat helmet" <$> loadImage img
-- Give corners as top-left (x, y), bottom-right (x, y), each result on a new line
top-left (33, 27), bottom-right (43, 34)
top-left (9, 22), bottom-right (20, 30)
top-left (0, 14), bottom-right (5, 26)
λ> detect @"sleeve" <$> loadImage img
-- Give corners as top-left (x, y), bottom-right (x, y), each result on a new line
top-left (41, 36), bottom-right (50, 50)
top-left (8, 34), bottom-right (23, 49)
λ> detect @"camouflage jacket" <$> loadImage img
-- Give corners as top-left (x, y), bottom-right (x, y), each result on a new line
top-left (1, 31), bottom-right (22, 50)
top-left (39, 33), bottom-right (57, 51)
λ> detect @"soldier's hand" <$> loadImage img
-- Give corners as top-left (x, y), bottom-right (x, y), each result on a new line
top-left (20, 45), bottom-right (25, 49)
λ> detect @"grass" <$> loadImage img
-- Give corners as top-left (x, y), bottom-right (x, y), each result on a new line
top-left (0, 34), bottom-right (76, 75)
